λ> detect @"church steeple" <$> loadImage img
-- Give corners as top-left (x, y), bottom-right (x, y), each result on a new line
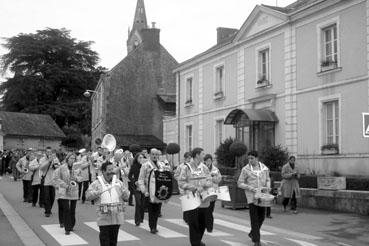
top-left (132, 0), bottom-right (148, 32)
top-left (127, 0), bottom-right (148, 53)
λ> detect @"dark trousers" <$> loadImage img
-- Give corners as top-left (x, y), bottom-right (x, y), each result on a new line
top-left (282, 191), bottom-right (297, 210)
top-left (147, 199), bottom-right (161, 230)
top-left (78, 181), bottom-right (90, 202)
top-left (128, 182), bottom-right (134, 205)
top-left (99, 224), bottom-right (120, 246)
top-left (0, 160), bottom-right (6, 175)
top-left (32, 184), bottom-right (44, 206)
top-left (266, 207), bottom-right (271, 217)
top-left (185, 207), bottom-right (207, 246)
top-left (134, 190), bottom-right (145, 224)
top-left (249, 204), bottom-right (266, 243)
top-left (59, 199), bottom-right (77, 232)
top-left (44, 185), bottom-right (55, 215)
top-left (205, 201), bottom-right (216, 232)
top-left (58, 199), bottom-right (64, 225)
top-left (22, 180), bottom-right (32, 202)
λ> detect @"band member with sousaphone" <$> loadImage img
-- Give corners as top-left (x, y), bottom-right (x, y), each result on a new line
top-left (53, 153), bottom-right (83, 234)
top-left (16, 148), bottom-right (34, 203)
top-left (86, 161), bottom-right (130, 246)
top-left (203, 154), bottom-right (221, 233)
top-left (40, 147), bottom-right (60, 217)
top-left (177, 147), bottom-right (213, 246)
top-left (237, 151), bottom-right (271, 246)
top-left (138, 148), bottom-right (173, 234)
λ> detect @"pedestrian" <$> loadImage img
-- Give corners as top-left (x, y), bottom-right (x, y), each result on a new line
top-left (238, 150), bottom-right (271, 246)
top-left (86, 161), bottom-right (130, 246)
top-left (203, 154), bottom-right (221, 233)
top-left (174, 151), bottom-right (192, 224)
top-left (29, 151), bottom-right (44, 207)
top-left (53, 152), bottom-right (83, 235)
top-left (16, 149), bottom-right (34, 203)
top-left (128, 152), bottom-right (145, 226)
top-left (76, 149), bottom-right (90, 203)
top-left (10, 151), bottom-right (20, 181)
top-left (40, 147), bottom-right (60, 217)
top-left (138, 148), bottom-right (171, 234)
top-left (281, 156), bottom-right (301, 214)
top-left (177, 147), bottom-right (212, 246)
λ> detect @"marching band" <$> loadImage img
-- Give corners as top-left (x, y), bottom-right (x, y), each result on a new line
top-left (10, 134), bottom-right (274, 246)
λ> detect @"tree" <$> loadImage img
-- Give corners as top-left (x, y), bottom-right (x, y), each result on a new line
top-left (0, 28), bottom-right (106, 148)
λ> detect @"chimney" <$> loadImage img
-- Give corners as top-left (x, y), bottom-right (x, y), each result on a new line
top-left (141, 27), bottom-right (160, 51)
top-left (217, 27), bottom-right (238, 44)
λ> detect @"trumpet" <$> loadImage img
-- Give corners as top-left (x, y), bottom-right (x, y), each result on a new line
top-left (69, 180), bottom-right (77, 187)
top-left (23, 168), bottom-right (29, 173)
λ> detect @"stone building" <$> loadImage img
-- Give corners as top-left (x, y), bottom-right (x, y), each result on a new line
top-left (164, 0), bottom-right (369, 176)
top-left (91, 0), bottom-right (177, 150)
top-left (0, 111), bottom-right (65, 150)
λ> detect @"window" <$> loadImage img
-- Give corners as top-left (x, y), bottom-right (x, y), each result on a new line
top-left (323, 100), bottom-right (339, 145)
top-left (215, 65), bottom-right (225, 97)
top-left (215, 119), bottom-right (224, 147)
top-left (185, 125), bottom-right (193, 151)
top-left (322, 24), bottom-right (338, 68)
top-left (185, 77), bottom-right (193, 105)
top-left (257, 48), bottom-right (270, 86)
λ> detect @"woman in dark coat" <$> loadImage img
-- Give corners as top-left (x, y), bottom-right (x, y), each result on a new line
top-left (280, 156), bottom-right (301, 213)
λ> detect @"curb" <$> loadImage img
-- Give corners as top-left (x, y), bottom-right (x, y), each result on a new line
top-left (0, 192), bottom-right (46, 246)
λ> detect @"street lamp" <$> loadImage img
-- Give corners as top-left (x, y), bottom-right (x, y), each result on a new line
top-left (83, 89), bottom-right (98, 98)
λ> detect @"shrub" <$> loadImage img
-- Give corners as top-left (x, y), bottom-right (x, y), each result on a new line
top-left (259, 145), bottom-right (289, 171)
top-left (229, 142), bottom-right (247, 157)
top-left (166, 143), bottom-right (180, 155)
top-left (215, 137), bottom-right (236, 168)
top-left (129, 144), bottom-right (141, 155)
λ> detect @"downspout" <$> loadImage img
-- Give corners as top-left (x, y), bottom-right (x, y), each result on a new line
top-left (177, 71), bottom-right (181, 163)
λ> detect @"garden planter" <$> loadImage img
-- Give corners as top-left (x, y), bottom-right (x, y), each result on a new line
top-left (317, 176), bottom-right (346, 190)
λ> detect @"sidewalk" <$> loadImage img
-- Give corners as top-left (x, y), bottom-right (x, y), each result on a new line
top-left (0, 197), bottom-right (24, 246)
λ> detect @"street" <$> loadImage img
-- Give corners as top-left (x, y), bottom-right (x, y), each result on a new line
top-left (0, 176), bottom-right (368, 246)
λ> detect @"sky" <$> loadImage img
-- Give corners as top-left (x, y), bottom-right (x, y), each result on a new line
top-left (0, 0), bottom-right (296, 77)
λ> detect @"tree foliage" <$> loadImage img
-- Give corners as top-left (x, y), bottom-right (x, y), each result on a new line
top-left (0, 28), bottom-right (106, 148)
top-left (259, 145), bottom-right (289, 171)
top-left (215, 137), bottom-right (236, 168)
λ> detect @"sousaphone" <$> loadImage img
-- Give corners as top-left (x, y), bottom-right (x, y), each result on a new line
top-left (101, 134), bottom-right (117, 152)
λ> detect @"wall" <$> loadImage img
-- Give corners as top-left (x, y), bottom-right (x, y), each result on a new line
top-left (4, 137), bottom-right (61, 150)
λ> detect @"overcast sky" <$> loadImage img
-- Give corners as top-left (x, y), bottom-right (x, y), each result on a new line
top-left (1, 0), bottom-right (296, 76)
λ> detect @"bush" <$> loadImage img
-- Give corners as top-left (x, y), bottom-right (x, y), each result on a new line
top-left (259, 145), bottom-right (289, 171)
top-left (229, 142), bottom-right (247, 157)
top-left (215, 137), bottom-right (236, 168)
top-left (166, 143), bottom-right (180, 155)
top-left (129, 144), bottom-right (141, 155)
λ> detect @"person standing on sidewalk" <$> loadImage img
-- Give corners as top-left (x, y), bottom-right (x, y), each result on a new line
top-left (238, 150), bottom-right (271, 246)
top-left (86, 161), bottom-right (130, 246)
top-left (203, 154), bottom-right (221, 233)
top-left (75, 149), bottom-right (89, 203)
top-left (53, 153), bottom-right (83, 235)
top-left (16, 149), bottom-right (34, 203)
top-left (128, 152), bottom-right (145, 226)
top-left (281, 156), bottom-right (301, 214)
top-left (29, 151), bottom-right (44, 207)
top-left (10, 151), bottom-right (20, 181)
top-left (40, 147), bottom-right (60, 217)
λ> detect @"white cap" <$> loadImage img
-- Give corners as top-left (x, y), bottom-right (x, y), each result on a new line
top-left (114, 149), bottom-right (124, 155)
top-left (79, 148), bottom-right (86, 154)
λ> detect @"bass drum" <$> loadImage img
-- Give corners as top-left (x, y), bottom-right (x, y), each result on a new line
top-left (148, 169), bottom-right (173, 203)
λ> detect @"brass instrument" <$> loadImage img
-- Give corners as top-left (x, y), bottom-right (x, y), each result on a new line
top-left (101, 134), bottom-right (117, 152)
top-left (23, 168), bottom-right (29, 173)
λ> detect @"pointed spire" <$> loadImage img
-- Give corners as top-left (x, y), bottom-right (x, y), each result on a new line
top-left (132, 0), bottom-right (148, 32)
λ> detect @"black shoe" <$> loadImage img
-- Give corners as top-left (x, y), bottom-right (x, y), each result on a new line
top-left (158, 214), bottom-right (162, 217)
top-left (207, 229), bottom-right (213, 233)
top-left (60, 224), bottom-right (64, 228)
top-left (45, 213), bottom-right (51, 217)
top-left (266, 215), bottom-right (272, 219)
top-left (200, 242), bottom-right (206, 246)
top-left (65, 231), bottom-right (70, 235)
top-left (140, 220), bottom-right (143, 223)
top-left (135, 222), bottom-right (140, 226)
top-left (129, 203), bottom-right (134, 206)
top-left (81, 200), bottom-right (85, 204)
top-left (248, 232), bottom-right (253, 240)
top-left (150, 229), bottom-right (158, 234)
top-left (91, 201), bottom-right (95, 205)
top-left (32, 203), bottom-right (36, 207)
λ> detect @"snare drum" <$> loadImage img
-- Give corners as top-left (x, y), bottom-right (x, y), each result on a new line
top-left (180, 192), bottom-right (201, 212)
top-left (98, 203), bottom-right (125, 214)
top-left (200, 187), bottom-right (218, 203)
top-left (216, 186), bottom-right (231, 201)
top-left (253, 193), bottom-right (275, 207)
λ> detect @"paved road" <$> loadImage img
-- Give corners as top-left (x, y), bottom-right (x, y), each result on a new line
top-left (0, 175), bottom-right (368, 246)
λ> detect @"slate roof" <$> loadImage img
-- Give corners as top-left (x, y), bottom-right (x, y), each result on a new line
top-left (262, 0), bottom-right (322, 14)
top-left (115, 134), bottom-right (167, 149)
top-left (0, 111), bottom-right (65, 139)
top-left (157, 94), bottom-right (176, 104)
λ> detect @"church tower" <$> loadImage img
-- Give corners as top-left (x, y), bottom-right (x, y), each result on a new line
top-left (127, 0), bottom-right (148, 53)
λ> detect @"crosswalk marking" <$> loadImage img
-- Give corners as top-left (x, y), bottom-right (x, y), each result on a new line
top-left (41, 224), bottom-right (88, 246)
top-left (84, 222), bottom-right (139, 241)
top-left (126, 219), bottom-right (186, 238)
top-left (214, 219), bottom-right (275, 236)
top-left (222, 240), bottom-right (250, 246)
top-left (286, 238), bottom-right (318, 246)
top-left (164, 218), bottom-right (232, 237)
